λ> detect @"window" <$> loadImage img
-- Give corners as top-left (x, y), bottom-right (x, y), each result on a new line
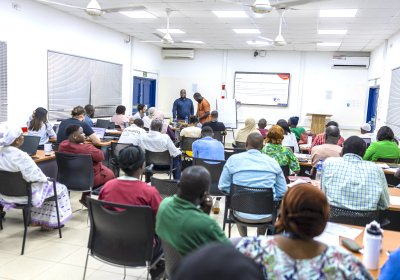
top-left (0, 41), bottom-right (7, 122)
top-left (47, 51), bottom-right (122, 120)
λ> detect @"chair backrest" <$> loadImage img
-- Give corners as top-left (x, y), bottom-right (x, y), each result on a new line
top-left (161, 239), bottom-right (182, 278)
top-left (328, 205), bottom-right (381, 226)
top-left (213, 131), bottom-right (223, 142)
top-left (86, 198), bottom-right (155, 266)
top-left (192, 157), bottom-right (226, 196)
top-left (19, 135), bottom-right (40, 156)
top-left (150, 177), bottom-right (179, 199)
top-left (224, 148), bottom-right (246, 160)
top-left (280, 165), bottom-right (290, 183)
top-left (377, 158), bottom-right (398, 164)
top-left (111, 142), bottom-right (133, 162)
top-left (235, 141), bottom-right (246, 148)
top-left (284, 146), bottom-right (294, 153)
top-left (145, 150), bottom-right (172, 166)
top-left (0, 171), bottom-right (31, 197)
top-left (108, 122), bottom-right (116, 129)
top-left (96, 119), bottom-right (110, 129)
top-left (55, 152), bottom-right (94, 191)
top-left (362, 138), bottom-right (372, 148)
top-left (180, 136), bottom-right (199, 151)
top-left (230, 184), bottom-right (274, 215)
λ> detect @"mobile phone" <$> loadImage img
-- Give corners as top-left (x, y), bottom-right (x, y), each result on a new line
top-left (341, 238), bottom-right (362, 253)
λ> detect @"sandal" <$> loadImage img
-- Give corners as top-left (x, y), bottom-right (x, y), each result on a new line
top-left (40, 224), bottom-right (64, 231)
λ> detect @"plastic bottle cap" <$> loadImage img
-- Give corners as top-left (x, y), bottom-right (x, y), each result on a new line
top-left (367, 224), bottom-right (382, 236)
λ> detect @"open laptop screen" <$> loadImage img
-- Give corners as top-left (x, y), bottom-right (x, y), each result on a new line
top-left (92, 127), bottom-right (106, 139)
top-left (19, 135), bottom-right (40, 156)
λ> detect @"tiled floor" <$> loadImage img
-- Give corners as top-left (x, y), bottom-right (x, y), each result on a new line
top-left (0, 177), bottom-right (248, 280)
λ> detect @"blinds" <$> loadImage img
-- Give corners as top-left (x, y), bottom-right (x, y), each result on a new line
top-left (387, 67), bottom-right (400, 138)
top-left (47, 51), bottom-right (122, 120)
top-left (0, 42), bottom-right (7, 122)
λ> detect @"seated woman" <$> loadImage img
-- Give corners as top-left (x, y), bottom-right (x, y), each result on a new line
top-left (27, 107), bottom-right (56, 147)
top-left (111, 105), bottom-right (130, 129)
top-left (363, 126), bottom-right (400, 162)
top-left (257, 118), bottom-right (268, 139)
top-left (276, 119), bottom-right (299, 153)
top-left (236, 184), bottom-right (373, 280)
top-left (288, 116), bottom-right (305, 142)
top-left (154, 111), bottom-right (175, 141)
top-left (58, 125), bottom-right (115, 206)
top-left (0, 123), bottom-right (72, 230)
top-left (235, 118), bottom-right (260, 147)
top-left (262, 125), bottom-right (300, 173)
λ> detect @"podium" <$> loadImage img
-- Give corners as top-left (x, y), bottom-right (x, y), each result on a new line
top-left (306, 113), bottom-right (332, 134)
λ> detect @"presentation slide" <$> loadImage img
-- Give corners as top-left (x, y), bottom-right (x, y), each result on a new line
top-left (234, 72), bottom-right (290, 106)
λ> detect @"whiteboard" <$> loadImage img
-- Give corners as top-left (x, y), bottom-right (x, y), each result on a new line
top-left (234, 72), bottom-right (290, 106)
top-left (216, 99), bottom-right (237, 129)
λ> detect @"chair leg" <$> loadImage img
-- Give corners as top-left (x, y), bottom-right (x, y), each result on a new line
top-left (146, 261), bottom-right (150, 280)
top-left (82, 249), bottom-right (90, 280)
top-left (52, 180), bottom-right (62, 238)
top-left (21, 207), bottom-right (29, 255)
top-left (123, 266), bottom-right (126, 280)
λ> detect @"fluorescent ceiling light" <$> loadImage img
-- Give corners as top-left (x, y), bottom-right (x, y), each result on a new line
top-left (182, 40), bottom-right (205, 44)
top-left (319, 9), bottom-right (357, 17)
top-left (318, 29), bottom-right (347, 35)
top-left (317, 42), bottom-right (341, 47)
top-left (212, 11), bottom-right (248, 18)
top-left (247, 40), bottom-right (270, 45)
top-left (157, 29), bottom-right (185, 34)
top-left (119, 11), bottom-right (156, 18)
top-left (233, 29), bottom-right (260, 34)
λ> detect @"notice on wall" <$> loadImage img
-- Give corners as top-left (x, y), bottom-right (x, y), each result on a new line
top-left (234, 72), bottom-right (290, 106)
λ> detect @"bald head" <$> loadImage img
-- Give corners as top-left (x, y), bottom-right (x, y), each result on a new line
top-left (177, 166), bottom-right (211, 204)
top-left (325, 125), bottom-right (340, 144)
top-left (246, 132), bottom-right (264, 150)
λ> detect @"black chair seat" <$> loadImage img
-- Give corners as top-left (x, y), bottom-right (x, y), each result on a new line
top-left (329, 205), bottom-right (389, 227)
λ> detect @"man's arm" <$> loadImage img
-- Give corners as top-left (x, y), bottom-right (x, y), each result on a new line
top-left (166, 137), bottom-right (181, 158)
top-left (274, 169), bottom-right (287, 200)
top-left (88, 133), bottom-right (101, 146)
top-left (218, 162), bottom-right (232, 193)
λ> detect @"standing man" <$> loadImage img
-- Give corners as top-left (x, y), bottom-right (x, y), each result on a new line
top-left (172, 89), bottom-right (194, 121)
top-left (193, 92), bottom-right (211, 125)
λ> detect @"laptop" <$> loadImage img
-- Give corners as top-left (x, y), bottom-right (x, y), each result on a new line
top-left (96, 119), bottom-right (110, 129)
top-left (92, 127), bottom-right (106, 140)
top-left (19, 135), bottom-right (41, 156)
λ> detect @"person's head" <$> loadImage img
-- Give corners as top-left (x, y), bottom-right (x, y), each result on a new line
top-left (275, 184), bottom-right (329, 240)
top-left (258, 118), bottom-right (267, 129)
top-left (65, 124), bottom-right (85, 144)
top-left (133, 118), bottom-right (144, 128)
top-left (177, 166), bottom-right (211, 205)
top-left (71, 106), bottom-right (85, 121)
top-left (201, 126), bottom-right (213, 138)
top-left (341, 136), bottom-right (367, 157)
top-left (360, 123), bottom-right (372, 134)
top-left (29, 107), bottom-right (49, 131)
top-left (189, 115), bottom-right (198, 125)
top-left (173, 243), bottom-right (264, 280)
top-left (246, 132), bottom-right (264, 150)
top-left (118, 145), bottom-right (145, 178)
top-left (150, 119), bottom-right (163, 132)
top-left (116, 105), bottom-right (126, 115)
top-left (276, 119), bottom-right (291, 135)
top-left (84, 104), bottom-right (95, 118)
top-left (266, 125), bottom-right (284, 145)
top-left (325, 120), bottom-right (339, 128)
top-left (137, 104), bottom-right (146, 113)
top-left (193, 92), bottom-right (202, 103)
top-left (244, 118), bottom-right (256, 129)
top-left (377, 126), bottom-right (395, 142)
top-left (324, 125), bottom-right (340, 145)
top-left (148, 107), bottom-right (156, 118)
top-left (210, 110), bottom-right (218, 121)
top-left (0, 123), bottom-right (23, 148)
top-left (288, 116), bottom-right (299, 128)
top-left (180, 89), bottom-right (186, 99)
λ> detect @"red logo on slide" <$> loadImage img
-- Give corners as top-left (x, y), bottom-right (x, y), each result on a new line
top-left (278, 74), bottom-right (290, 80)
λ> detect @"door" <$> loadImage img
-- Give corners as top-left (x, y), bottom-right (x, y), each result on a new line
top-left (366, 87), bottom-right (379, 132)
top-left (132, 77), bottom-right (156, 114)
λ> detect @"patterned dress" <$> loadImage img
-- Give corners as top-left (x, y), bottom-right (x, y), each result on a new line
top-left (236, 236), bottom-right (373, 280)
top-left (262, 143), bottom-right (300, 172)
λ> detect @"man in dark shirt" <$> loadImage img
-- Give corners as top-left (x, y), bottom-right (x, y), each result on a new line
top-left (172, 89), bottom-right (194, 121)
top-left (202, 111), bottom-right (226, 132)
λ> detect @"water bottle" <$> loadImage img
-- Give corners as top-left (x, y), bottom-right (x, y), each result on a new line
top-left (315, 160), bottom-right (323, 181)
top-left (363, 221), bottom-right (382, 270)
top-left (184, 116), bottom-right (188, 124)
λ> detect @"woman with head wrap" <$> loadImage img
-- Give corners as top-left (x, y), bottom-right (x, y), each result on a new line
top-left (0, 123), bottom-right (72, 230)
top-left (235, 118), bottom-right (260, 146)
top-left (154, 111), bottom-right (176, 141)
top-left (288, 116), bottom-right (305, 142)
top-left (236, 184), bottom-right (372, 279)
top-left (276, 119), bottom-right (299, 153)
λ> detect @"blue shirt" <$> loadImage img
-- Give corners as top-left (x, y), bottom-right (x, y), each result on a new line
top-left (218, 149), bottom-right (287, 220)
top-left (172, 98), bottom-right (194, 120)
top-left (84, 115), bottom-right (94, 127)
top-left (192, 136), bottom-right (225, 160)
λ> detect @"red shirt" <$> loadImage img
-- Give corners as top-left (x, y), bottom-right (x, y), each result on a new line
top-left (311, 133), bottom-right (345, 149)
top-left (99, 178), bottom-right (162, 216)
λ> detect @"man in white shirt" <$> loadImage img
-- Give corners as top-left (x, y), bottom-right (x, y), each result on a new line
top-left (359, 123), bottom-right (376, 142)
top-left (140, 119), bottom-right (182, 182)
top-left (132, 104), bottom-right (147, 120)
top-left (118, 118), bottom-right (146, 146)
top-left (180, 115), bottom-right (201, 138)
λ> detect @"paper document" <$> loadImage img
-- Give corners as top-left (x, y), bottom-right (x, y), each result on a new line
top-left (390, 196), bottom-right (400, 206)
top-left (376, 163), bottom-right (390, 169)
top-left (387, 168), bottom-right (399, 173)
top-left (325, 222), bottom-right (363, 240)
top-left (314, 232), bottom-right (340, 246)
top-left (287, 179), bottom-right (308, 188)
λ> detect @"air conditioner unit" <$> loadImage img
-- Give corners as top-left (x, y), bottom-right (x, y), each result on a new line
top-left (332, 56), bottom-right (370, 69)
top-left (162, 48), bottom-right (195, 59)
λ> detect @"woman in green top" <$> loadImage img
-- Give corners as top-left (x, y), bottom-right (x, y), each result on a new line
top-left (363, 126), bottom-right (400, 162)
top-left (262, 125), bottom-right (300, 173)
top-left (288, 116), bottom-right (306, 142)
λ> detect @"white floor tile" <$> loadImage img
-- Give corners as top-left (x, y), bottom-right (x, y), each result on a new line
top-left (33, 263), bottom-right (95, 280)
top-left (0, 256), bottom-right (55, 279)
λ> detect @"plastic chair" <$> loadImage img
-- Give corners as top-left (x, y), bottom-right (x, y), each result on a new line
top-left (180, 136), bottom-right (199, 152)
top-left (96, 119), bottom-right (110, 129)
top-left (284, 146), bottom-right (294, 153)
top-left (329, 205), bottom-right (389, 227)
top-left (377, 158), bottom-right (399, 164)
top-left (234, 141), bottom-right (246, 148)
top-left (213, 131), bottom-right (225, 144)
top-left (223, 184), bottom-right (276, 238)
top-left (224, 148), bottom-right (246, 160)
top-left (0, 171), bottom-right (62, 255)
top-left (161, 239), bottom-right (182, 278)
top-left (192, 157), bottom-right (226, 196)
top-left (280, 165), bottom-right (290, 183)
top-left (83, 198), bottom-right (162, 280)
top-left (150, 177), bottom-right (179, 199)
top-left (144, 150), bottom-right (176, 179)
top-left (109, 142), bottom-right (133, 176)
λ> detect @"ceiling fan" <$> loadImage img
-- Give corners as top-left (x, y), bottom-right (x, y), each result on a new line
top-left (226, 0), bottom-right (322, 14)
top-left (36, 0), bottom-right (146, 17)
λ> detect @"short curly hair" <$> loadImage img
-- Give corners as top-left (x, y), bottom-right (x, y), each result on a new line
top-left (266, 125), bottom-right (284, 144)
